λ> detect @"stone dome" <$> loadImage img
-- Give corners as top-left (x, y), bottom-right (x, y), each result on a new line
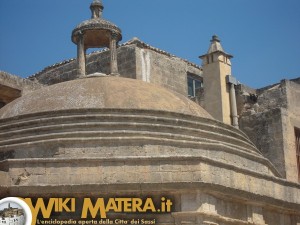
top-left (0, 74), bottom-right (284, 205)
top-left (0, 76), bottom-right (212, 119)
top-left (0, 76), bottom-right (281, 182)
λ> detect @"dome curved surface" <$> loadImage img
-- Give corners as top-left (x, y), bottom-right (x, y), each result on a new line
top-left (0, 76), bottom-right (212, 119)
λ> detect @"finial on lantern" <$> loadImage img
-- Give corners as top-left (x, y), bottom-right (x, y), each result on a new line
top-left (90, 0), bottom-right (104, 19)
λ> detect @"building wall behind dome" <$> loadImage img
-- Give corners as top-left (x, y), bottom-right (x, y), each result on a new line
top-left (0, 71), bottom-right (42, 109)
top-left (28, 39), bottom-right (202, 96)
top-left (135, 46), bottom-right (192, 96)
top-left (28, 44), bottom-right (137, 85)
top-left (239, 78), bottom-right (300, 183)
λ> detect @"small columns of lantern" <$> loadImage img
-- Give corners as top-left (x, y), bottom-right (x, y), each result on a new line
top-left (110, 32), bottom-right (119, 76)
top-left (77, 31), bottom-right (86, 78)
top-left (75, 31), bottom-right (120, 77)
top-left (72, 0), bottom-right (122, 78)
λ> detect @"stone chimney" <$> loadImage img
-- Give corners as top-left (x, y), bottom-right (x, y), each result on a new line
top-left (199, 35), bottom-right (235, 126)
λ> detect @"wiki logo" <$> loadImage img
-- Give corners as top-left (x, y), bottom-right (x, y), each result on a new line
top-left (0, 197), bottom-right (32, 225)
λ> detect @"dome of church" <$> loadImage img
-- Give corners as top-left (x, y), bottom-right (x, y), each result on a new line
top-left (0, 76), bottom-right (211, 119)
top-left (0, 76), bottom-right (281, 183)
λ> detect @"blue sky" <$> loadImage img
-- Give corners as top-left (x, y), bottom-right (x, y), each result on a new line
top-left (0, 0), bottom-right (299, 88)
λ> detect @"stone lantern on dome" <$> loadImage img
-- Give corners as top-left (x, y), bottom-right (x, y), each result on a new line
top-left (71, 0), bottom-right (122, 77)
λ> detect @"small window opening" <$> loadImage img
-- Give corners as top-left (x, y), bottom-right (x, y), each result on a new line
top-left (188, 76), bottom-right (202, 97)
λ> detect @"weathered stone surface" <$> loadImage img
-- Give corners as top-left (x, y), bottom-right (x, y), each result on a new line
top-left (0, 76), bottom-right (211, 119)
top-left (28, 38), bottom-right (202, 96)
top-left (239, 79), bottom-right (300, 183)
top-left (1, 1), bottom-right (300, 223)
top-left (0, 71), bottom-right (42, 107)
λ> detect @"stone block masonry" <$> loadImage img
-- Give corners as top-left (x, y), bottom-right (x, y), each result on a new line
top-left (239, 78), bottom-right (300, 182)
top-left (0, 71), bottom-right (42, 108)
top-left (27, 38), bottom-right (202, 97)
